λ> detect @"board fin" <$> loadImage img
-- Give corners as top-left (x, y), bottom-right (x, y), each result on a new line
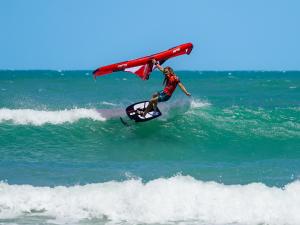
top-left (120, 117), bottom-right (129, 126)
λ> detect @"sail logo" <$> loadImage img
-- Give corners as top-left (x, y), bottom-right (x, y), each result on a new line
top-left (118, 64), bottom-right (128, 68)
top-left (173, 48), bottom-right (181, 53)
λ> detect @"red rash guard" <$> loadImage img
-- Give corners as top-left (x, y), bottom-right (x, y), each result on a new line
top-left (163, 74), bottom-right (180, 96)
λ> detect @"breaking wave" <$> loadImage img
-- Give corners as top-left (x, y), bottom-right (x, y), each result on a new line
top-left (0, 176), bottom-right (300, 225)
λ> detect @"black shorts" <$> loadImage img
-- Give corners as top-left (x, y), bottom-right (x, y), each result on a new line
top-left (157, 90), bottom-right (171, 102)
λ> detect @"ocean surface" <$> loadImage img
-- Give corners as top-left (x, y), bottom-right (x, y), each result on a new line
top-left (0, 70), bottom-right (300, 225)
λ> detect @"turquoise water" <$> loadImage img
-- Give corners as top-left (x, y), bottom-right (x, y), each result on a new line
top-left (0, 71), bottom-right (300, 225)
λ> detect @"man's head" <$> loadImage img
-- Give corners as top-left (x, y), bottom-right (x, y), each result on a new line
top-left (163, 67), bottom-right (174, 76)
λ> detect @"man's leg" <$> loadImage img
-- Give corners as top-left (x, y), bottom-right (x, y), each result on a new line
top-left (143, 94), bottom-right (159, 117)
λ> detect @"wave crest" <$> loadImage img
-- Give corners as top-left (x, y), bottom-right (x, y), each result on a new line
top-left (0, 108), bottom-right (105, 125)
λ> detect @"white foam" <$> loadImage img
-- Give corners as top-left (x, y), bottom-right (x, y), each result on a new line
top-left (0, 176), bottom-right (299, 225)
top-left (190, 99), bottom-right (211, 109)
top-left (0, 108), bottom-right (105, 125)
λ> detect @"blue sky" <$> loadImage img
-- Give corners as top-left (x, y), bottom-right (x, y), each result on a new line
top-left (0, 0), bottom-right (299, 70)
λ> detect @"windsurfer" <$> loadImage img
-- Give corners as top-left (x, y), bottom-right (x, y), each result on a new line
top-left (140, 59), bottom-right (191, 117)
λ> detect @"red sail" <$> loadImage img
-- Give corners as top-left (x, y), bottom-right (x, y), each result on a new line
top-left (93, 43), bottom-right (193, 80)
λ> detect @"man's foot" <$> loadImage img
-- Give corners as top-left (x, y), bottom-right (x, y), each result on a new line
top-left (141, 111), bottom-right (147, 117)
top-left (136, 109), bottom-right (145, 117)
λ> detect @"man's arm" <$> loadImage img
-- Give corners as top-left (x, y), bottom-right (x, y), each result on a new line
top-left (178, 82), bottom-right (191, 96)
top-left (152, 59), bottom-right (164, 72)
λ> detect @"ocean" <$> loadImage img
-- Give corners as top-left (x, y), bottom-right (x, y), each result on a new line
top-left (0, 70), bottom-right (299, 225)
